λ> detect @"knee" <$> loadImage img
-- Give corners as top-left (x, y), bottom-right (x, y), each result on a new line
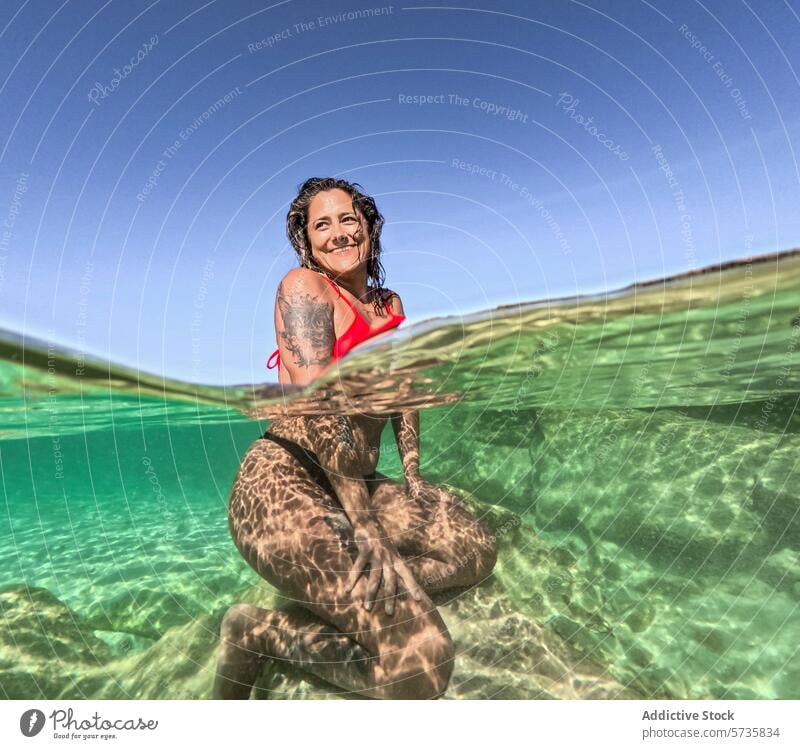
top-left (476, 522), bottom-right (498, 578)
top-left (380, 628), bottom-right (455, 700)
top-left (219, 603), bottom-right (257, 644)
top-left (460, 519), bottom-right (497, 582)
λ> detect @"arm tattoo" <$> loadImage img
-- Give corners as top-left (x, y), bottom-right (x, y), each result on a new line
top-left (277, 287), bottom-right (335, 368)
top-left (391, 410), bottom-right (421, 481)
top-left (305, 414), bottom-right (359, 474)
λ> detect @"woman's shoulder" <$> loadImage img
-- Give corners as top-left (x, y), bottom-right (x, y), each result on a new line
top-left (279, 268), bottom-right (325, 287)
top-left (376, 287), bottom-right (404, 315)
top-left (277, 267), bottom-right (329, 295)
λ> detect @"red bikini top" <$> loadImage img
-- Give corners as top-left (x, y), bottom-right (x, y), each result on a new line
top-left (266, 274), bottom-right (406, 371)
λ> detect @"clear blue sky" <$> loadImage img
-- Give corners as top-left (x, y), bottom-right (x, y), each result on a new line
top-left (1, 0), bottom-right (799, 385)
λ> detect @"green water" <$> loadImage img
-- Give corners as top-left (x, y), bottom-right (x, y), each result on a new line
top-left (1, 252), bottom-right (798, 699)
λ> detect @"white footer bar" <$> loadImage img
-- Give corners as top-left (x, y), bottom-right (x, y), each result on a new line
top-left (1, 700), bottom-right (796, 748)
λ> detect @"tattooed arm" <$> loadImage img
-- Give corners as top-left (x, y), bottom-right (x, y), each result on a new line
top-left (391, 410), bottom-right (422, 486)
top-left (273, 269), bottom-right (375, 524)
top-left (303, 414), bottom-right (376, 525)
top-left (274, 268), bottom-right (336, 386)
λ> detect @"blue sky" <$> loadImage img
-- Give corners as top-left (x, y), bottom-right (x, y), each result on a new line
top-left (1, 0), bottom-right (799, 385)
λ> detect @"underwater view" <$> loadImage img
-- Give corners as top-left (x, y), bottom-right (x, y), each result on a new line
top-left (1, 250), bottom-right (798, 700)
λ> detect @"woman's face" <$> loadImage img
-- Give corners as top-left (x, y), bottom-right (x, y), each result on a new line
top-left (306, 188), bottom-right (371, 277)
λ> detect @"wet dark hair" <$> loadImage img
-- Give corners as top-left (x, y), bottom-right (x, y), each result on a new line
top-left (286, 177), bottom-right (387, 313)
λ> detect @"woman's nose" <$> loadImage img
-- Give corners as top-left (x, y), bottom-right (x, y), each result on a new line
top-left (331, 224), bottom-right (349, 245)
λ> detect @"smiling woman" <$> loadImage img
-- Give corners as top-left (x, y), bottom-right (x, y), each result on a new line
top-left (213, 177), bottom-right (497, 699)
top-left (265, 180), bottom-right (406, 378)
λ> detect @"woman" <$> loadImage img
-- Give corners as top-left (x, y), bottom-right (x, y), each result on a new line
top-left (214, 177), bottom-right (497, 699)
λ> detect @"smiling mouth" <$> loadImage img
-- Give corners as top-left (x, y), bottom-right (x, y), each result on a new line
top-left (331, 245), bottom-right (357, 254)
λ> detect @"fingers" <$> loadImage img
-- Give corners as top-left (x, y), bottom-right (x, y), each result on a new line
top-left (383, 562), bottom-right (397, 615)
top-left (346, 545), bottom-right (369, 593)
top-left (364, 559), bottom-right (382, 611)
top-left (347, 540), bottom-right (424, 616)
top-left (397, 560), bottom-right (424, 602)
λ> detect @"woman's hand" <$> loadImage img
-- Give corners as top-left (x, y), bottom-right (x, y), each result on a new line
top-left (407, 475), bottom-right (464, 510)
top-left (345, 524), bottom-right (423, 615)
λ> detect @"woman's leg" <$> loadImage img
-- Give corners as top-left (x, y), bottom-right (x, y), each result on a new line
top-left (214, 601), bottom-right (376, 699)
top-left (364, 472), bottom-right (498, 593)
top-left (214, 438), bottom-right (454, 700)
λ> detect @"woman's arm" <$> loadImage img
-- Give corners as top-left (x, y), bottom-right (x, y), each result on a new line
top-left (274, 268), bottom-right (336, 385)
top-left (305, 413), bottom-right (422, 612)
top-left (304, 414), bottom-right (379, 530)
top-left (382, 291), bottom-right (424, 486)
top-left (272, 269), bottom-right (376, 526)
top-left (391, 410), bottom-right (422, 486)
top-left (274, 270), bottom-right (377, 526)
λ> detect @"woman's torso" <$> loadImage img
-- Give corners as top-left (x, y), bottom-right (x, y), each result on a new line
top-left (266, 413), bottom-right (387, 477)
top-left (269, 273), bottom-right (402, 476)
top-left (270, 274), bottom-right (403, 381)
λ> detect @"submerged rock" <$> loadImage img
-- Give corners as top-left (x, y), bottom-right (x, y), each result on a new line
top-left (85, 587), bottom-right (206, 641)
top-left (0, 585), bottom-right (114, 699)
top-left (91, 610), bottom-right (223, 699)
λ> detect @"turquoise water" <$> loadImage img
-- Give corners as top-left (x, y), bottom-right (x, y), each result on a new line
top-left (1, 251), bottom-right (798, 699)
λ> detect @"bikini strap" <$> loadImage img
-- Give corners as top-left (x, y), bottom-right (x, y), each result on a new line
top-left (320, 273), bottom-right (395, 317)
top-left (381, 291), bottom-right (396, 316)
top-left (266, 348), bottom-right (280, 369)
top-left (319, 274), bottom-right (350, 307)
top-left (319, 274), bottom-right (359, 314)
